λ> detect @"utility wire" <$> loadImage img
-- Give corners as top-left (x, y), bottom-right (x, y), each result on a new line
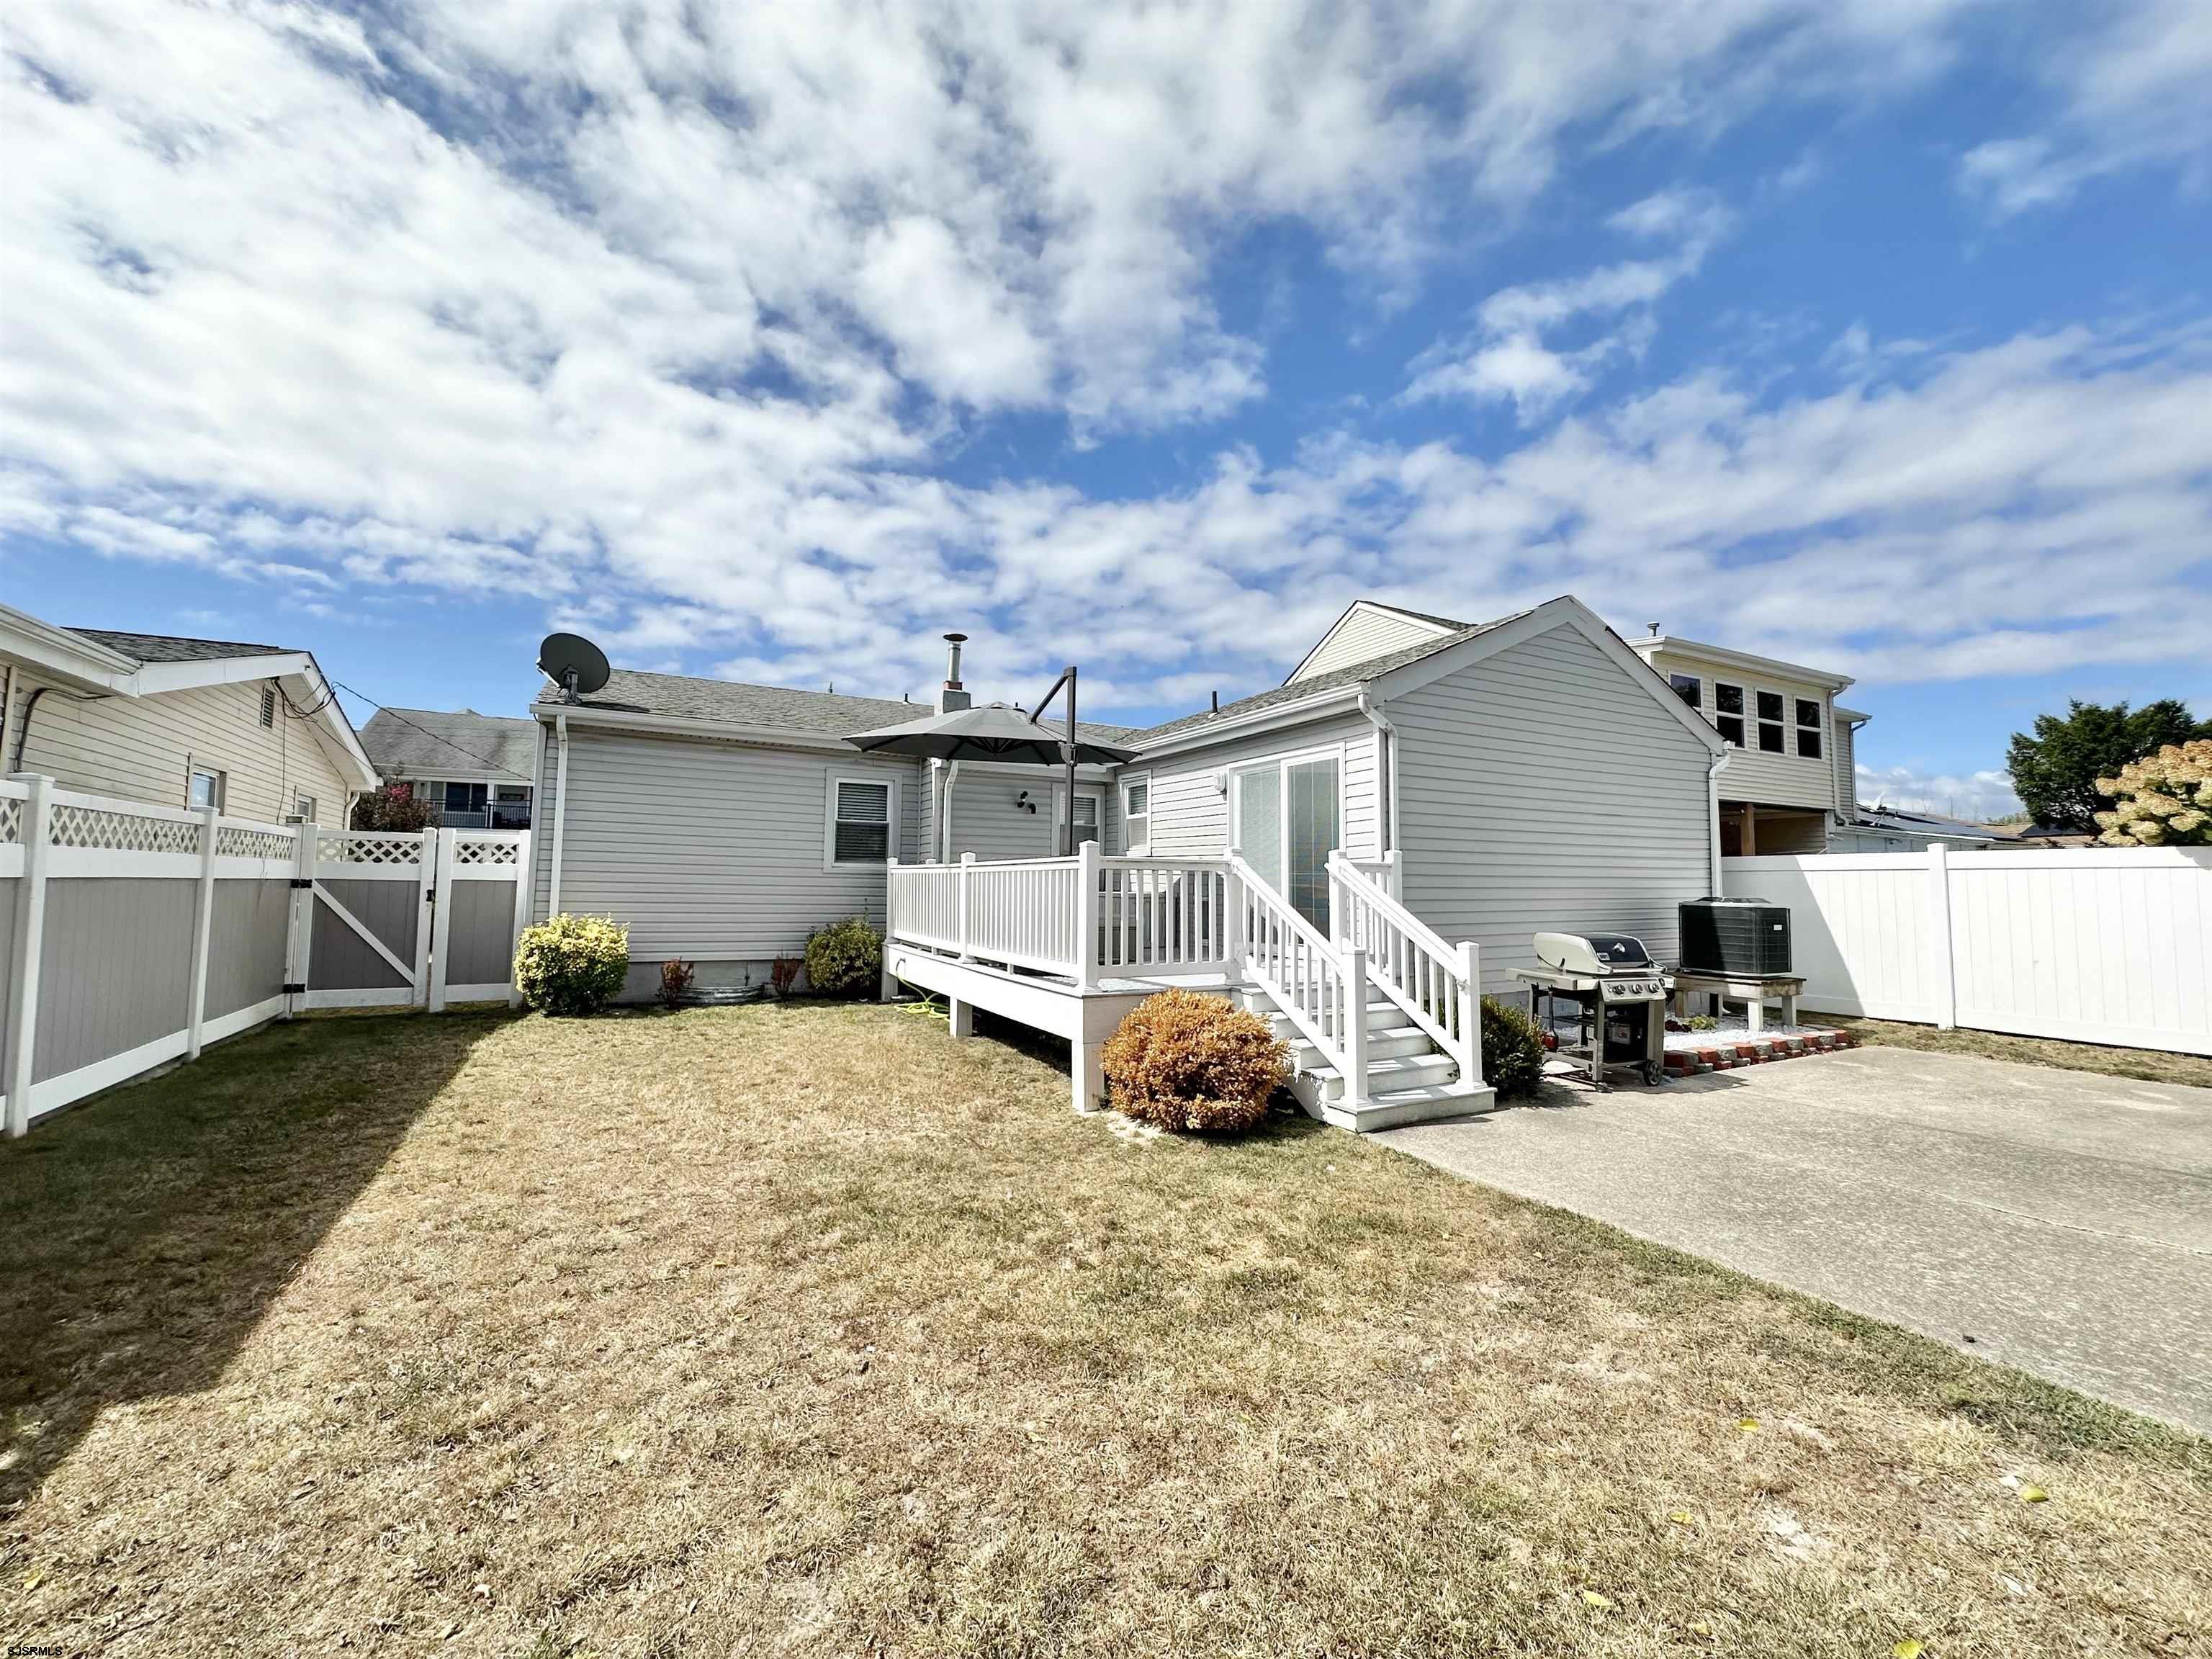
top-left (328, 677), bottom-right (536, 781)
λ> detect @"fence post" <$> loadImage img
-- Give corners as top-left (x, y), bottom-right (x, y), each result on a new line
top-left (1344, 945), bottom-right (1370, 1112)
top-left (957, 851), bottom-right (975, 961)
top-left (1076, 840), bottom-right (1101, 990)
top-left (427, 827), bottom-right (457, 1012)
top-left (4, 773), bottom-right (53, 1138)
top-left (1925, 841), bottom-right (1957, 1030)
top-left (286, 819), bottom-right (318, 1017)
top-left (186, 804), bottom-right (219, 1061)
top-left (508, 830), bottom-right (533, 1010)
top-left (1456, 939), bottom-right (1483, 1089)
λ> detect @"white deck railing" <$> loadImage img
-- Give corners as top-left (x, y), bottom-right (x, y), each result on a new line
top-left (886, 845), bottom-right (1236, 988)
top-left (1330, 851), bottom-right (1483, 1089)
top-left (1228, 849), bottom-right (1365, 1107)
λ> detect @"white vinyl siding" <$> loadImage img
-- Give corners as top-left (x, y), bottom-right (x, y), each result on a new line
top-left (1390, 621), bottom-right (1714, 993)
top-left (1128, 709), bottom-right (1380, 865)
top-left (7, 671), bottom-right (354, 823)
top-left (1640, 647), bottom-right (1838, 812)
top-left (945, 763), bottom-right (1054, 860)
top-left (1287, 606), bottom-right (1453, 684)
top-left (1833, 716), bottom-right (1858, 823)
top-left (529, 726), bottom-right (924, 959)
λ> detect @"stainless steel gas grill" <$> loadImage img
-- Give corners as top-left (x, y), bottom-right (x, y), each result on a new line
top-left (1512, 931), bottom-right (1674, 1087)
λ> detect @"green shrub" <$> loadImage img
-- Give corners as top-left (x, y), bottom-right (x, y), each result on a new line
top-left (1481, 995), bottom-right (1547, 1099)
top-left (804, 915), bottom-right (883, 999)
top-left (513, 914), bottom-right (631, 1016)
top-left (1102, 989), bottom-right (1290, 1135)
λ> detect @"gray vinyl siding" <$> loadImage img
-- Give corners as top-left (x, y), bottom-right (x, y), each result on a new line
top-left (1290, 608), bottom-right (1450, 685)
top-left (1390, 622), bottom-right (1713, 994)
top-left (1833, 717), bottom-right (1858, 823)
top-left (7, 670), bottom-right (355, 822)
top-left (1133, 709), bottom-right (1381, 861)
top-left (531, 726), bottom-right (924, 960)
top-left (945, 763), bottom-right (1058, 860)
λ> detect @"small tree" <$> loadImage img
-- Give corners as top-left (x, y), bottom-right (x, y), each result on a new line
top-left (351, 784), bottom-right (436, 832)
top-left (2006, 700), bottom-right (2208, 833)
top-left (2095, 740), bottom-right (2212, 847)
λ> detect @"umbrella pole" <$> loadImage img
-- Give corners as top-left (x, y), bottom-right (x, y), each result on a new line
top-left (1064, 665), bottom-right (1078, 857)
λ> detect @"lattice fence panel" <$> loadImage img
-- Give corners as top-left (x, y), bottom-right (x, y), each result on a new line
top-left (0, 797), bottom-right (21, 845)
top-left (50, 804), bottom-right (202, 855)
top-left (454, 839), bottom-right (521, 866)
top-left (318, 833), bottom-right (424, 866)
top-left (216, 824), bottom-right (298, 860)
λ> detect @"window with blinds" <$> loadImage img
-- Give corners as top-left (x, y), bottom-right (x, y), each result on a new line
top-left (1121, 776), bottom-right (1150, 851)
top-left (832, 778), bottom-right (892, 864)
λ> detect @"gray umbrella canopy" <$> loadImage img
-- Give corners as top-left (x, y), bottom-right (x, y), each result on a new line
top-left (845, 701), bottom-right (1137, 766)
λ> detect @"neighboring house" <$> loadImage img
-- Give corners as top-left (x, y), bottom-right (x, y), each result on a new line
top-left (529, 594), bottom-right (1725, 1002)
top-left (1828, 804), bottom-right (2006, 853)
top-left (360, 707), bottom-right (536, 827)
top-left (1623, 630), bottom-right (1859, 856)
top-left (0, 602), bottom-right (377, 823)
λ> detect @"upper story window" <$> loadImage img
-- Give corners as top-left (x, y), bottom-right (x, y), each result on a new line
top-left (1669, 674), bottom-right (1701, 709)
top-left (1121, 776), bottom-right (1151, 851)
top-left (1755, 690), bottom-right (1786, 753)
top-left (258, 686), bottom-right (276, 728)
top-left (1713, 683), bottom-right (1746, 747)
top-left (1797, 698), bottom-right (1824, 760)
top-left (828, 777), bottom-right (894, 866)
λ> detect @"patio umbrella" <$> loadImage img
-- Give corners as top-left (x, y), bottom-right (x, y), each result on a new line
top-left (847, 673), bottom-right (1136, 855)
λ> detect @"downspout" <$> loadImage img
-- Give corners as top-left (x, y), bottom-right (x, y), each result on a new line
top-left (0, 665), bottom-right (13, 773)
top-left (549, 713), bottom-right (570, 917)
top-left (938, 758), bottom-right (961, 863)
top-left (1357, 691), bottom-right (1398, 858)
top-left (1707, 749), bottom-right (1731, 896)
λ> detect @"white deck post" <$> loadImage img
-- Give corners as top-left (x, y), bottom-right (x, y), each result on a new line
top-left (1925, 840), bottom-right (1956, 1030)
top-left (880, 857), bottom-right (900, 1001)
top-left (948, 997), bottom-right (974, 1038)
top-left (1072, 1038), bottom-right (1105, 1115)
top-left (1075, 840), bottom-right (1101, 990)
top-left (286, 818), bottom-right (318, 1017)
top-left (185, 804), bottom-right (219, 1060)
top-left (1455, 939), bottom-right (1483, 1089)
top-left (1343, 945), bottom-right (1370, 1110)
top-left (957, 851), bottom-right (975, 961)
top-left (4, 774), bottom-right (54, 1138)
top-left (1223, 846), bottom-right (1245, 975)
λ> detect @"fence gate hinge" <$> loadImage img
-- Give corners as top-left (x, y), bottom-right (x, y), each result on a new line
top-left (290, 878), bottom-right (313, 889)
top-left (283, 982), bottom-right (307, 994)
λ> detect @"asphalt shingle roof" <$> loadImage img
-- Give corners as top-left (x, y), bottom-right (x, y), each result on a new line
top-left (1128, 608), bottom-right (1528, 745)
top-left (538, 667), bottom-right (1143, 745)
top-left (72, 629), bottom-right (290, 664)
top-left (362, 709), bottom-right (540, 781)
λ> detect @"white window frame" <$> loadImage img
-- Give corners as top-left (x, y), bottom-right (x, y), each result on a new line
top-left (1795, 697), bottom-right (1825, 760)
top-left (1119, 773), bottom-right (1151, 855)
top-left (188, 765), bottom-right (226, 811)
top-left (1753, 687), bottom-right (1787, 755)
top-left (1226, 739), bottom-right (1349, 881)
top-left (1712, 681), bottom-right (1747, 749)
top-left (1668, 673), bottom-right (1701, 710)
top-left (294, 793), bottom-right (317, 822)
top-left (1050, 784), bottom-right (1106, 853)
top-left (823, 772), bottom-right (899, 871)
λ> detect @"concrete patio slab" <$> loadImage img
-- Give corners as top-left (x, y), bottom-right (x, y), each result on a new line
top-left (1380, 1045), bottom-right (2212, 1434)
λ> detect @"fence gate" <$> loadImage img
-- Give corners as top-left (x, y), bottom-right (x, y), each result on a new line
top-left (292, 827), bottom-right (532, 1011)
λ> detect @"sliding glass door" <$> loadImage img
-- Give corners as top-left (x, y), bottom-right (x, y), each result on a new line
top-left (1232, 752), bottom-right (1341, 931)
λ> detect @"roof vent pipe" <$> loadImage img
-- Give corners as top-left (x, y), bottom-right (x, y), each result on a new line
top-left (936, 631), bottom-right (972, 714)
top-left (1647, 622), bottom-right (1660, 638)
top-left (1210, 690), bottom-right (1219, 714)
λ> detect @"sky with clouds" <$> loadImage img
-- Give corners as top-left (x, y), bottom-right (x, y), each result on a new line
top-left (4, 0), bottom-right (2208, 819)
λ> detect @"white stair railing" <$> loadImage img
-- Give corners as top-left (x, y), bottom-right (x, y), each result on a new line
top-left (1328, 851), bottom-right (1483, 1091)
top-left (1227, 848), bottom-right (1367, 1110)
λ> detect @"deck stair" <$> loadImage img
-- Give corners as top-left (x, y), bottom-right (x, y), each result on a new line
top-left (1238, 984), bottom-right (1496, 1131)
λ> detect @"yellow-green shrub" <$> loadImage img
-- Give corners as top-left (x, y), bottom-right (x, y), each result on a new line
top-left (1102, 989), bottom-right (1289, 1135)
top-left (514, 913), bottom-right (631, 1015)
top-left (804, 915), bottom-right (883, 999)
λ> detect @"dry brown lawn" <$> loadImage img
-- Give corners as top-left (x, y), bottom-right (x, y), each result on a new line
top-left (1830, 1017), bottom-right (2212, 1091)
top-left (2, 1003), bottom-right (2208, 1658)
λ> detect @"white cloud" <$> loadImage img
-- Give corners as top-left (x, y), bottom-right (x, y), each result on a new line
top-left (1856, 764), bottom-right (2022, 822)
top-left (1957, 0), bottom-right (2212, 216)
top-left (1403, 187), bottom-right (1732, 420)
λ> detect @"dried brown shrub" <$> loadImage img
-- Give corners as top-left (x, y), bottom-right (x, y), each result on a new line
top-left (1101, 989), bottom-right (1289, 1135)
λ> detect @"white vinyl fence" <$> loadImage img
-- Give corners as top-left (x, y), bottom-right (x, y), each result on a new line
top-left (1722, 846), bottom-right (2212, 1055)
top-left (1, 773), bottom-right (532, 1136)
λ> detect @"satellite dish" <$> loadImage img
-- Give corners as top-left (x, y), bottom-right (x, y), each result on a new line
top-left (537, 632), bottom-right (610, 703)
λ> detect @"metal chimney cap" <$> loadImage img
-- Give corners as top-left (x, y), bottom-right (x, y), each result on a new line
top-left (943, 631), bottom-right (968, 643)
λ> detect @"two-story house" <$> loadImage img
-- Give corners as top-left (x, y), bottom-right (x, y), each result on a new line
top-left (359, 707), bottom-right (536, 827)
top-left (1624, 629), bottom-right (1858, 855)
